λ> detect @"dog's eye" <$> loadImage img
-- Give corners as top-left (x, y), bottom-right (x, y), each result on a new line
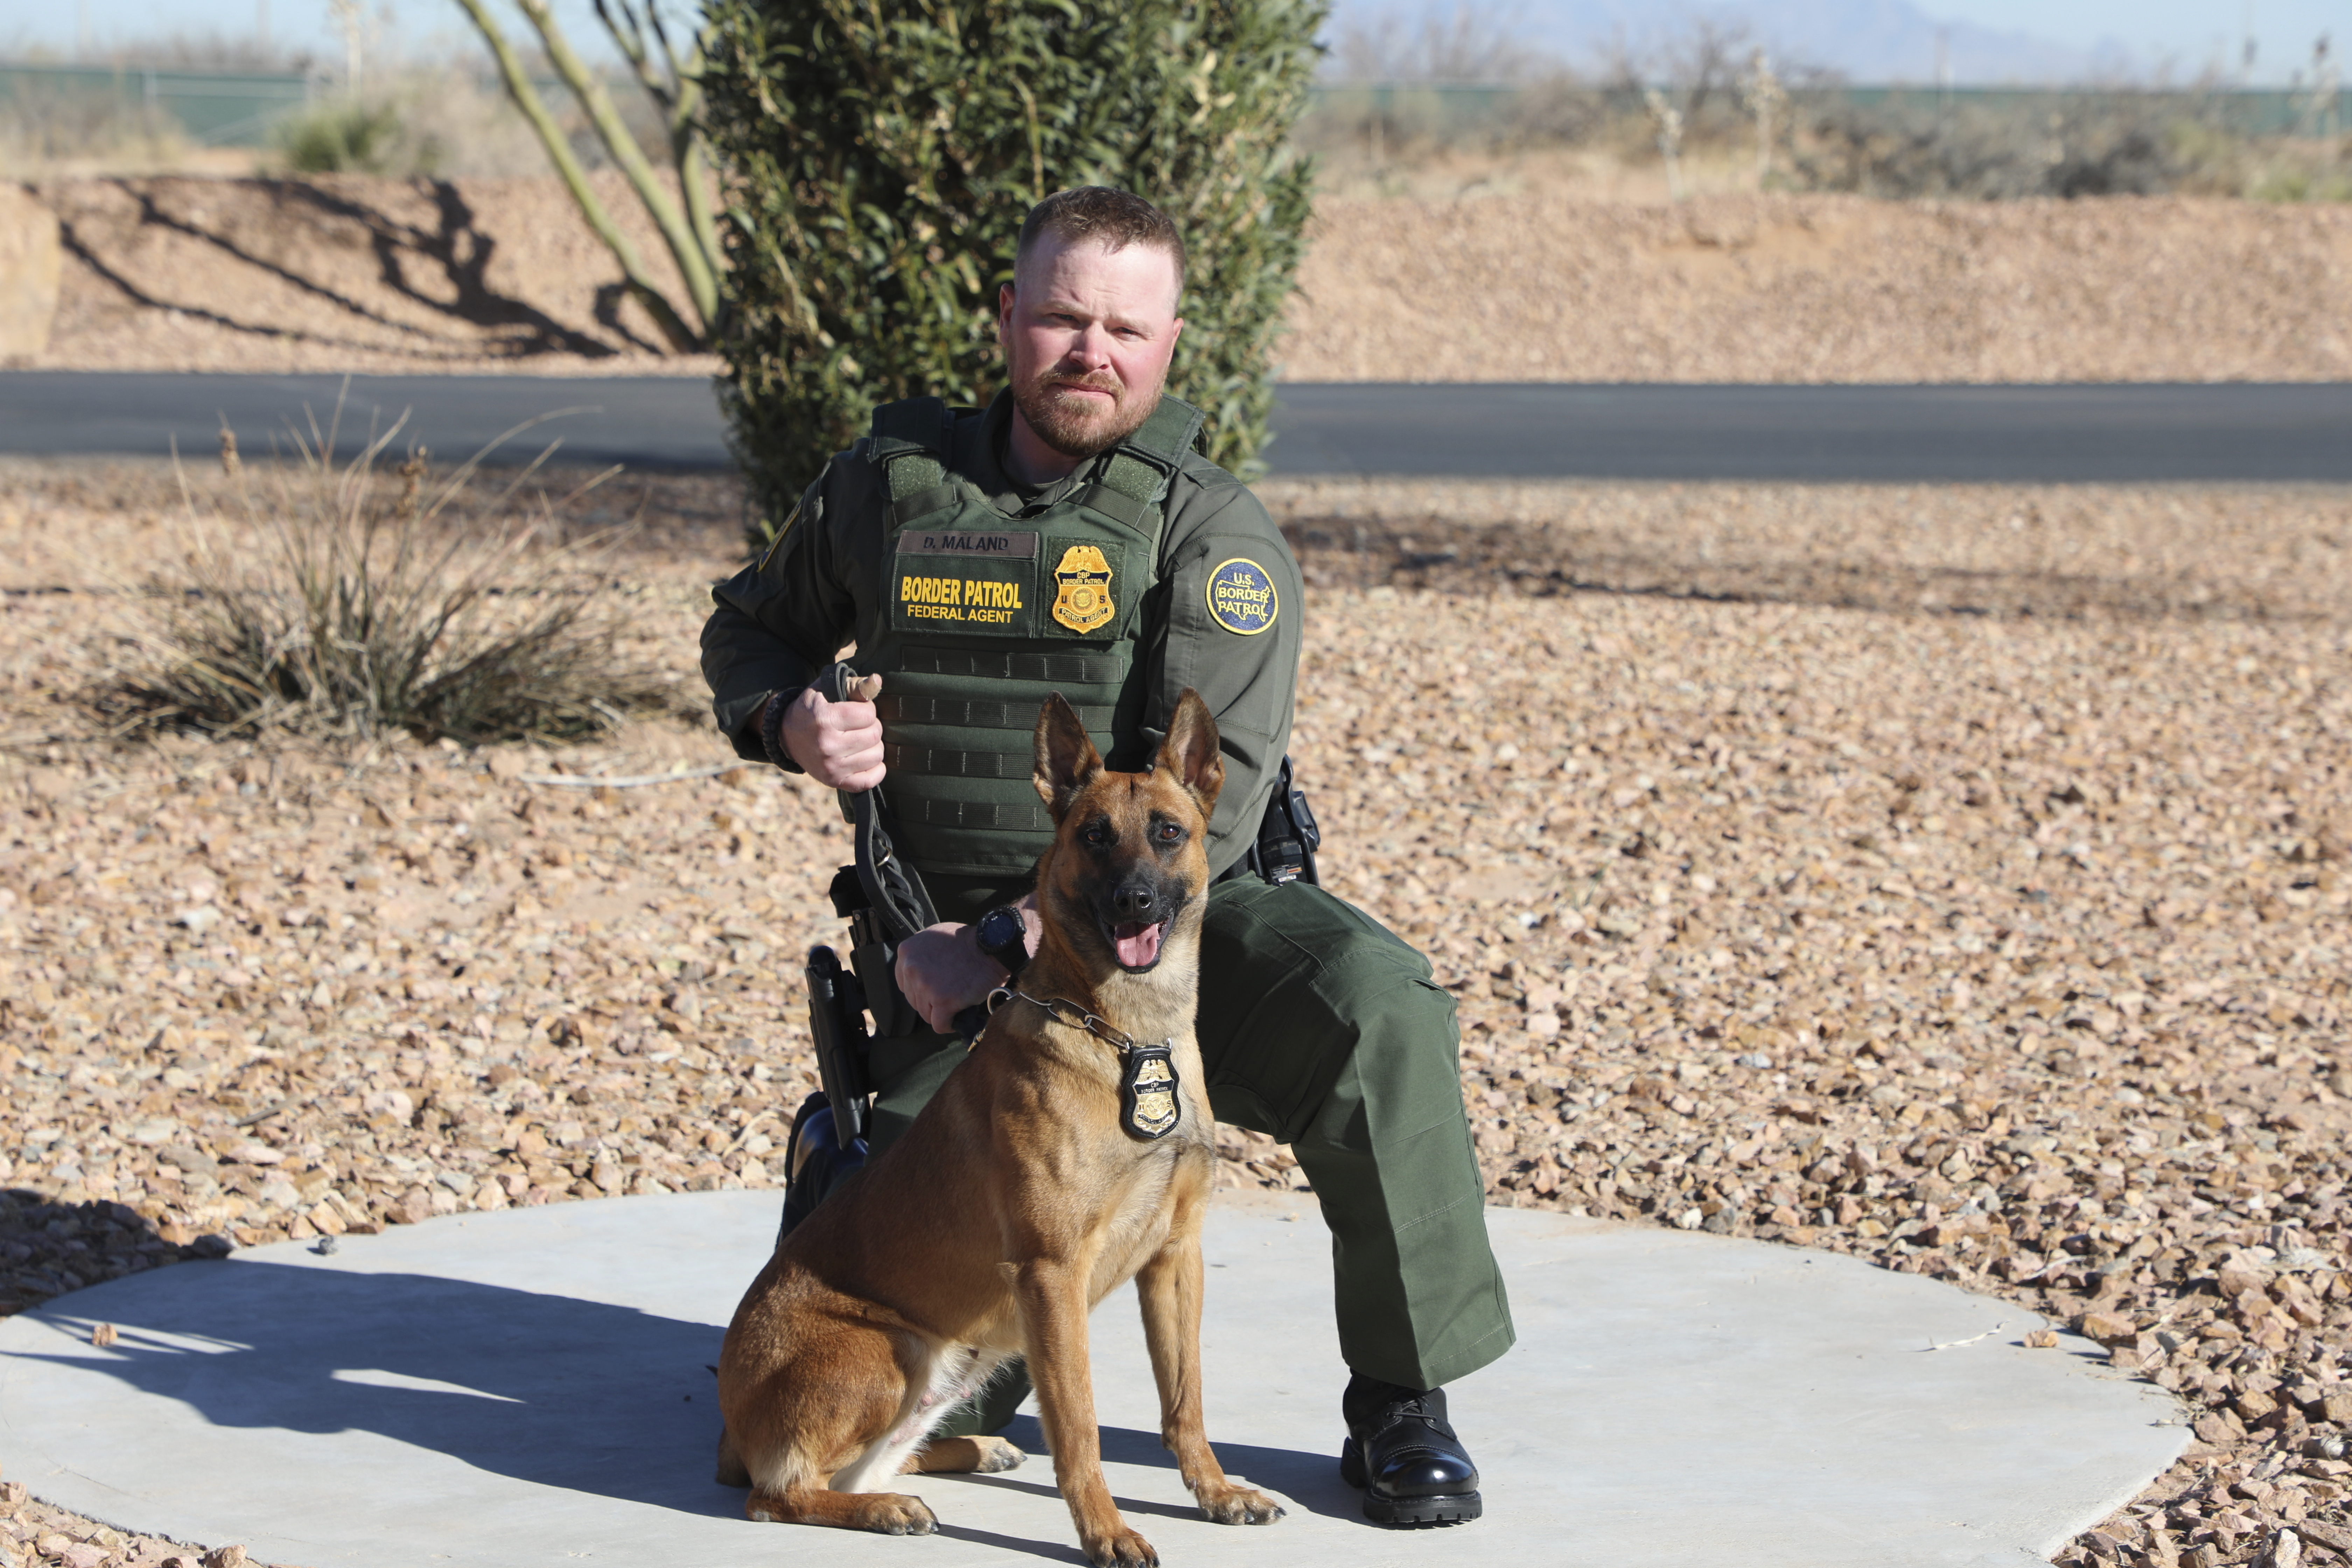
top-left (1155, 821), bottom-right (1184, 844)
top-left (1082, 819), bottom-right (1112, 847)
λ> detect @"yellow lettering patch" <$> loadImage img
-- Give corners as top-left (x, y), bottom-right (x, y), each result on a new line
top-left (897, 573), bottom-right (1023, 624)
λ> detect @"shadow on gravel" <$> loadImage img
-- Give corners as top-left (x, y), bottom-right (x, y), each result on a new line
top-left (1284, 517), bottom-right (2339, 623)
top-left (0, 1186), bottom-right (225, 1320)
top-left (50, 177), bottom-right (623, 365)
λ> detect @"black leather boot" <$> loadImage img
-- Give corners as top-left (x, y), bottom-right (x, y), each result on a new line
top-left (1338, 1376), bottom-right (1483, 1525)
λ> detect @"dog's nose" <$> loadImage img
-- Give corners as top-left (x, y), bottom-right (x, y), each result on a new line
top-left (1112, 884), bottom-right (1156, 921)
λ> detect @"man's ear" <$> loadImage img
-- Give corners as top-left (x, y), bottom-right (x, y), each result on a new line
top-left (1032, 693), bottom-right (1104, 821)
top-left (997, 281), bottom-right (1015, 346)
top-left (1153, 688), bottom-right (1224, 819)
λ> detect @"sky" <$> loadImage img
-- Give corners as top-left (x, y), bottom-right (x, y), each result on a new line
top-left (1930, 0), bottom-right (2342, 78)
top-left (4, 0), bottom-right (2348, 85)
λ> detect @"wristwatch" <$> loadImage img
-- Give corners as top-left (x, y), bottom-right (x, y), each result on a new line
top-left (975, 904), bottom-right (1029, 978)
top-left (757, 689), bottom-right (796, 771)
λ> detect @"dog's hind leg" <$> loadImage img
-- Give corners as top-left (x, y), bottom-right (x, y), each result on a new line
top-left (837, 1343), bottom-right (1015, 1489)
top-left (906, 1435), bottom-right (1027, 1474)
top-left (1136, 1185), bottom-right (1284, 1528)
top-left (734, 1322), bottom-right (938, 1534)
top-left (896, 1348), bottom-right (1027, 1474)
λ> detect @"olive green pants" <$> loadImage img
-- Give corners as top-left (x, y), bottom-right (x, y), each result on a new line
top-left (862, 877), bottom-right (1515, 1429)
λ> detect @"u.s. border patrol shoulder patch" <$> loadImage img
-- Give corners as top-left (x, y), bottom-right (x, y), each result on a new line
top-left (1205, 558), bottom-right (1279, 635)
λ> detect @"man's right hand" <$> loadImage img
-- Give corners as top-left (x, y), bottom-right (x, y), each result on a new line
top-left (781, 677), bottom-right (886, 791)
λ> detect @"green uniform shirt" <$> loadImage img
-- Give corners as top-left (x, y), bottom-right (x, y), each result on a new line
top-left (701, 390), bottom-right (1303, 895)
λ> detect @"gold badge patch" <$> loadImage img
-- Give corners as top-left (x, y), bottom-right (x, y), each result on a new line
top-left (1120, 1045), bottom-right (1181, 1141)
top-left (1051, 544), bottom-right (1116, 634)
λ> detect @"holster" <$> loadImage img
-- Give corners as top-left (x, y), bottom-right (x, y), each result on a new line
top-left (829, 865), bottom-right (929, 1040)
top-left (1241, 755), bottom-right (1322, 887)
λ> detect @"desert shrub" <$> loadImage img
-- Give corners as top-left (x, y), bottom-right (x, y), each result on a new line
top-left (699, 0), bottom-right (1325, 530)
top-left (276, 98), bottom-right (408, 173)
top-left (1787, 92), bottom-right (2219, 200)
top-left (115, 416), bottom-right (670, 744)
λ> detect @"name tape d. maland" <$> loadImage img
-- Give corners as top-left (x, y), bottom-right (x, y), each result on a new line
top-left (897, 529), bottom-right (1041, 560)
top-left (894, 529), bottom-right (1038, 625)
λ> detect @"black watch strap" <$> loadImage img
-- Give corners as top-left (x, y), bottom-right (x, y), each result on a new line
top-left (976, 905), bottom-right (1029, 978)
top-left (758, 690), bottom-right (795, 771)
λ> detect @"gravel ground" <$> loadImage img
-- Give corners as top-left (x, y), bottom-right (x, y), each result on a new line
top-left (1284, 192), bottom-right (2352, 383)
top-left (18, 177), bottom-right (2352, 384)
top-left (4, 461), bottom-right (2351, 1568)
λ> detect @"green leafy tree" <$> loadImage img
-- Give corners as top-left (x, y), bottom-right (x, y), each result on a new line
top-left (699, 0), bottom-right (1325, 530)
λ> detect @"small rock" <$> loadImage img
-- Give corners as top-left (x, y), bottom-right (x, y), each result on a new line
top-left (2023, 1330), bottom-right (2059, 1349)
top-left (89, 1322), bottom-right (117, 1348)
top-left (2079, 1310), bottom-right (2136, 1344)
top-left (201, 1546), bottom-right (247, 1568)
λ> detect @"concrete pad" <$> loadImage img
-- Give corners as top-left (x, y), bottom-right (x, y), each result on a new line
top-left (1, 1190), bottom-right (2183, 1568)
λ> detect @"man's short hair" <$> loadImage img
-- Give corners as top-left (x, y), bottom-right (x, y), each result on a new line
top-left (1015, 187), bottom-right (1187, 300)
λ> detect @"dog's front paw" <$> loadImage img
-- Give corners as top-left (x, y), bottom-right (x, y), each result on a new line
top-left (1195, 1480), bottom-right (1285, 1526)
top-left (1083, 1525), bottom-right (1159, 1567)
top-left (861, 1493), bottom-right (938, 1536)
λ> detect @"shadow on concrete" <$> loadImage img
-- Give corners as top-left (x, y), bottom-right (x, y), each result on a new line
top-left (26, 1261), bottom-right (741, 1518)
top-left (24, 1262), bottom-right (1342, 1528)
top-left (979, 1414), bottom-right (1358, 1526)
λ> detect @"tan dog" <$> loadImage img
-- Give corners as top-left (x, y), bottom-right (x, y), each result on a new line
top-left (715, 687), bottom-right (1284, 1566)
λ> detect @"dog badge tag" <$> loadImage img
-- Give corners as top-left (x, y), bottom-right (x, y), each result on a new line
top-left (1120, 1043), bottom-right (1181, 1141)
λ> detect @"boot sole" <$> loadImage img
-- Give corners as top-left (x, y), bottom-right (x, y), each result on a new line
top-left (1340, 1439), bottom-right (1482, 1526)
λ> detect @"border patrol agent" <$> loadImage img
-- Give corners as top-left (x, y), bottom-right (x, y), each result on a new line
top-left (701, 187), bottom-right (1511, 1526)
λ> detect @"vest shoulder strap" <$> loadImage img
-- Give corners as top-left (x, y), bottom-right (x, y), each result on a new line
top-left (868, 397), bottom-right (956, 501)
top-left (1097, 395), bottom-right (1207, 508)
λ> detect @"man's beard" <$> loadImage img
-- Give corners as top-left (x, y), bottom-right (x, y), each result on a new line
top-left (1011, 365), bottom-right (1163, 460)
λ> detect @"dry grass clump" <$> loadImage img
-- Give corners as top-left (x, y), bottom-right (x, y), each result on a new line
top-left (109, 420), bottom-right (672, 746)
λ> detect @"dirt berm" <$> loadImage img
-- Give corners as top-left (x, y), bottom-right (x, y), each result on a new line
top-left (13, 174), bottom-right (2352, 381)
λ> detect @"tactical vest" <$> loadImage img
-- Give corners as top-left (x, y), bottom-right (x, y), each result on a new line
top-left (849, 393), bottom-right (1208, 880)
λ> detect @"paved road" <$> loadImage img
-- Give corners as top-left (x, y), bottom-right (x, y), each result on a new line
top-left (4, 371), bottom-right (2348, 481)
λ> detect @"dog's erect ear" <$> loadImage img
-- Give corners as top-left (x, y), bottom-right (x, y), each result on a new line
top-left (1153, 688), bottom-right (1224, 818)
top-left (1033, 693), bottom-right (1104, 821)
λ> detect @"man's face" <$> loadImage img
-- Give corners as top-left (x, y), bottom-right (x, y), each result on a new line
top-left (998, 235), bottom-right (1184, 460)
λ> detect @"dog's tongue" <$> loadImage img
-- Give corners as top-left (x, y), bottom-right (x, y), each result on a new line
top-left (1113, 920), bottom-right (1164, 968)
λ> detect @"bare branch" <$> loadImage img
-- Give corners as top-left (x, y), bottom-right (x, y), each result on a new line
top-left (510, 0), bottom-right (723, 335)
top-left (447, 0), bottom-right (704, 351)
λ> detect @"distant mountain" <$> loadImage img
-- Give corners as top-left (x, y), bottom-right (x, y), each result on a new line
top-left (1325, 0), bottom-right (2114, 86)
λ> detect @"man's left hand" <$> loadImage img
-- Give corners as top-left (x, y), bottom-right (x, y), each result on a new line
top-left (893, 899), bottom-right (1040, 1034)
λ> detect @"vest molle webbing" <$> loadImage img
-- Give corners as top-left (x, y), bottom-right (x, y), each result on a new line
top-left (851, 394), bottom-right (1207, 878)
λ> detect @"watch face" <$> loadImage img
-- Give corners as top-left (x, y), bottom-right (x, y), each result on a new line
top-left (978, 907), bottom-right (1024, 962)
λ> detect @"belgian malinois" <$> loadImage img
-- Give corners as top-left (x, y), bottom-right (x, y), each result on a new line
top-left (715, 688), bottom-right (1284, 1566)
